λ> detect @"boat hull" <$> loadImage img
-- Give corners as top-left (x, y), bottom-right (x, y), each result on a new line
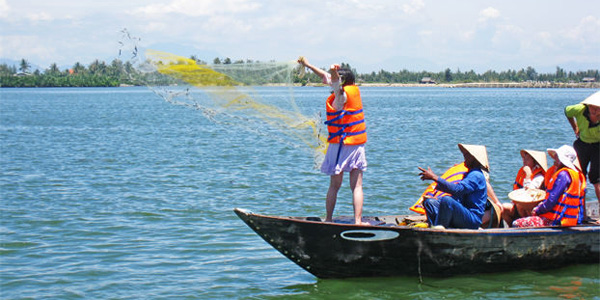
top-left (234, 208), bottom-right (600, 278)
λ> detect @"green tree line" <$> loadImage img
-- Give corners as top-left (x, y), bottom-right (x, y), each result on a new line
top-left (354, 66), bottom-right (599, 84)
top-left (1, 57), bottom-right (598, 87)
top-left (0, 58), bottom-right (140, 87)
top-left (296, 63), bottom-right (598, 85)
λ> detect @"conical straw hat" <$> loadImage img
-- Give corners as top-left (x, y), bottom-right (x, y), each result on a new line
top-left (458, 144), bottom-right (489, 171)
top-left (520, 149), bottom-right (548, 171)
top-left (580, 91), bottom-right (600, 107)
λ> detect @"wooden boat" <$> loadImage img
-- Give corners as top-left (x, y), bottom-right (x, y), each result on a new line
top-left (234, 204), bottom-right (600, 279)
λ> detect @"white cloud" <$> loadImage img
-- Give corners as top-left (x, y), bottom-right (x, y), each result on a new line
top-left (134, 0), bottom-right (261, 17)
top-left (560, 15), bottom-right (600, 46)
top-left (402, 0), bottom-right (425, 15)
top-left (0, 35), bottom-right (58, 64)
top-left (479, 7), bottom-right (500, 23)
top-left (535, 31), bottom-right (554, 48)
top-left (460, 30), bottom-right (475, 41)
top-left (27, 12), bottom-right (53, 22)
top-left (0, 0), bottom-right (9, 19)
top-left (143, 22), bottom-right (168, 33)
top-left (0, 0), bottom-right (598, 72)
top-left (491, 25), bottom-right (526, 55)
top-left (418, 30), bottom-right (433, 37)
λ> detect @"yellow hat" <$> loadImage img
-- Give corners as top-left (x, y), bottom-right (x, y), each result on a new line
top-left (458, 144), bottom-right (489, 171)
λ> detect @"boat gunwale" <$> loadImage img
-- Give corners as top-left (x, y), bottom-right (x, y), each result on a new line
top-left (234, 208), bottom-right (600, 236)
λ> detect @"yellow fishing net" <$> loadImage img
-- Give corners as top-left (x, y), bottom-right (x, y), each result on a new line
top-left (119, 33), bottom-right (326, 167)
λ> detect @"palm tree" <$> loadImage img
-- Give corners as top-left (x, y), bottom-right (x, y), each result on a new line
top-left (88, 59), bottom-right (100, 74)
top-left (72, 62), bottom-right (86, 74)
top-left (109, 59), bottom-right (124, 77)
top-left (19, 59), bottom-right (31, 73)
top-left (46, 63), bottom-right (60, 75)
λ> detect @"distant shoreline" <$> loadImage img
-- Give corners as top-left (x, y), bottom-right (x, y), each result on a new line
top-left (336, 82), bottom-right (599, 88)
top-left (2, 82), bottom-right (598, 89)
top-left (241, 82), bottom-right (600, 88)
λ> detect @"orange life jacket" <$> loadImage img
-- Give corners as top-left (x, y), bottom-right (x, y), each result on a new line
top-left (543, 165), bottom-right (557, 190)
top-left (539, 167), bottom-right (586, 226)
top-left (325, 85), bottom-right (367, 145)
top-left (513, 166), bottom-right (546, 190)
top-left (409, 162), bottom-right (468, 214)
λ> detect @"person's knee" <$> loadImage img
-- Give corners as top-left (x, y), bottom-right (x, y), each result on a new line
top-left (439, 197), bottom-right (455, 209)
top-left (423, 197), bottom-right (436, 208)
top-left (423, 198), bottom-right (440, 214)
top-left (329, 173), bottom-right (343, 186)
top-left (349, 185), bottom-right (362, 194)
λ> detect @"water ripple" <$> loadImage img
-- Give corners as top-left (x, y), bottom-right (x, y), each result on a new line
top-left (1, 87), bottom-right (598, 299)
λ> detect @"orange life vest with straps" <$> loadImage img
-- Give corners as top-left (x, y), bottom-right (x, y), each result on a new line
top-left (325, 85), bottom-right (367, 145)
top-left (513, 166), bottom-right (546, 190)
top-left (409, 162), bottom-right (469, 214)
top-left (544, 165), bottom-right (557, 190)
top-left (539, 167), bottom-right (586, 226)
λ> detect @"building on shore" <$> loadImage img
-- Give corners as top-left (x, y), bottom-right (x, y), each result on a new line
top-left (420, 77), bottom-right (436, 84)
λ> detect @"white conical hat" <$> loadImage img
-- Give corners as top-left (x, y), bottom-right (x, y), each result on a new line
top-left (520, 149), bottom-right (548, 171)
top-left (458, 144), bottom-right (489, 171)
top-left (580, 91), bottom-right (600, 107)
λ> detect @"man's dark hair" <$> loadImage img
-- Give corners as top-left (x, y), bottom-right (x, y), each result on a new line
top-left (338, 68), bottom-right (355, 86)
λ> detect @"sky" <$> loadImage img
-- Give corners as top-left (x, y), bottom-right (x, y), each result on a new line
top-left (1, 0), bottom-right (599, 73)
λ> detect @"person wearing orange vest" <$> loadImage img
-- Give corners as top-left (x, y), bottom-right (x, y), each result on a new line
top-left (544, 164), bottom-right (558, 190)
top-left (501, 149), bottom-right (548, 225)
top-left (513, 145), bottom-right (586, 227)
top-left (412, 160), bottom-right (504, 228)
top-left (512, 150), bottom-right (547, 190)
top-left (410, 162), bottom-right (468, 215)
top-left (418, 144), bottom-right (489, 229)
top-left (298, 57), bottom-right (368, 225)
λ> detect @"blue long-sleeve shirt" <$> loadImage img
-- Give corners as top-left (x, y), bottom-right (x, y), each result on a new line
top-left (534, 170), bottom-right (571, 215)
top-left (435, 168), bottom-right (488, 219)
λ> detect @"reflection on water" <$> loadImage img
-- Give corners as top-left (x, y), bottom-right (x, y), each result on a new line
top-left (277, 264), bottom-right (599, 299)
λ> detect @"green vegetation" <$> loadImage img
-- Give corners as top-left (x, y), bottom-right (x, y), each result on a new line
top-left (295, 63), bottom-right (599, 86)
top-left (1, 57), bottom-right (598, 88)
top-left (354, 66), bottom-right (599, 85)
top-left (0, 58), bottom-right (136, 87)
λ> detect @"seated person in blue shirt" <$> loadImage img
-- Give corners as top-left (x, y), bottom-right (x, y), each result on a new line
top-left (418, 144), bottom-right (489, 229)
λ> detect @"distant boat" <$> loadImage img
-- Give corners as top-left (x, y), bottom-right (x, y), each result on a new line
top-left (234, 204), bottom-right (600, 279)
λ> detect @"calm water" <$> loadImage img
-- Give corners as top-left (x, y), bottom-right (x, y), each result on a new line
top-left (1, 87), bottom-right (599, 299)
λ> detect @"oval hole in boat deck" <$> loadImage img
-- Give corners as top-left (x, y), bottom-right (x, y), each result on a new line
top-left (340, 230), bottom-right (400, 242)
top-left (344, 232), bottom-right (374, 238)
